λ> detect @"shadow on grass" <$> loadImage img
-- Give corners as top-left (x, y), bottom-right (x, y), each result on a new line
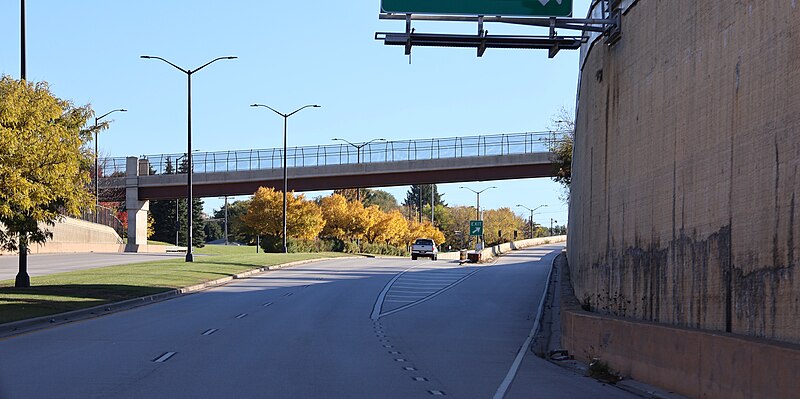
top-left (0, 284), bottom-right (172, 324)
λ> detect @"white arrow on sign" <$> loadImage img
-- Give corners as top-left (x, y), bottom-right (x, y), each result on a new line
top-left (538, 0), bottom-right (563, 5)
top-left (471, 226), bottom-right (481, 234)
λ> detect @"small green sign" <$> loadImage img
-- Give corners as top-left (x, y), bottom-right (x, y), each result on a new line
top-left (380, 0), bottom-right (573, 17)
top-left (469, 220), bottom-right (484, 236)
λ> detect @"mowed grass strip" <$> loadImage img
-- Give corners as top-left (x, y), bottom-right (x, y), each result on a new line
top-left (0, 249), bottom-right (351, 324)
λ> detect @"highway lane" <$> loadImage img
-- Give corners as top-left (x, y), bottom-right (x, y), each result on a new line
top-left (0, 252), bottom-right (185, 280)
top-left (0, 245), bottom-right (635, 398)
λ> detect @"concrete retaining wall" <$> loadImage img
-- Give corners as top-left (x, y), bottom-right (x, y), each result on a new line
top-left (1, 218), bottom-right (123, 255)
top-left (568, 1), bottom-right (800, 343)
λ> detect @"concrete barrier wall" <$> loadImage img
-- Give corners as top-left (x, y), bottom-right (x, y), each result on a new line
top-left (568, 1), bottom-right (800, 343)
top-left (1, 218), bottom-right (123, 255)
top-left (436, 235), bottom-right (567, 261)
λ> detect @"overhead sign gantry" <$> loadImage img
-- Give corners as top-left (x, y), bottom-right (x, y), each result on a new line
top-left (375, 0), bottom-right (622, 58)
top-left (381, 0), bottom-right (573, 17)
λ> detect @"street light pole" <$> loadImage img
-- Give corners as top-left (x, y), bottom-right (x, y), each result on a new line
top-left (20, 0), bottom-right (25, 80)
top-left (459, 186), bottom-right (497, 249)
top-left (516, 204), bottom-right (547, 239)
top-left (141, 55), bottom-right (236, 262)
top-left (94, 109), bottom-right (126, 222)
top-left (331, 138), bottom-right (386, 202)
top-left (252, 104), bottom-right (320, 253)
top-left (223, 196), bottom-right (229, 245)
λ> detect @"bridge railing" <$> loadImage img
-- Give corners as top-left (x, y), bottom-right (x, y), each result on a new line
top-left (101, 131), bottom-right (564, 176)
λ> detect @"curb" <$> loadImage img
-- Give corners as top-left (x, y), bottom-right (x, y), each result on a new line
top-left (0, 256), bottom-right (358, 339)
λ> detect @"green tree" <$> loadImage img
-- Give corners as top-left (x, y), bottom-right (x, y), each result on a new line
top-left (203, 219), bottom-right (224, 242)
top-left (0, 76), bottom-right (94, 287)
top-left (549, 108), bottom-right (574, 198)
top-left (403, 184), bottom-right (446, 221)
top-left (148, 158), bottom-right (205, 247)
top-left (214, 200), bottom-right (255, 244)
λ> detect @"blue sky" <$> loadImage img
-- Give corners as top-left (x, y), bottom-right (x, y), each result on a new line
top-left (1, 0), bottom-right (592, 228)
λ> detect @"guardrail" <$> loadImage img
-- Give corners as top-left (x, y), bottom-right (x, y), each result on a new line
top-left (100, 131), bottom-right (566, 176)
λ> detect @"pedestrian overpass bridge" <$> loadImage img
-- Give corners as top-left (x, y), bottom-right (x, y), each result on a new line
top-left (98, 132), bottom-right (562, 251)
top-left (100, 131), bottom-right (560, 201)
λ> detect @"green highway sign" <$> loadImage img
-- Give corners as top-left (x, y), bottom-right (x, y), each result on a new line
top-left (469, 220), bottom-right (484, 236)
top-left (381, 0), bottom-right (572, 17)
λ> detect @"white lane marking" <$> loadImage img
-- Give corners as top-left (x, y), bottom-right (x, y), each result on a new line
top-left (153, 352), bottom-right (177, 363)
top-left (201, 329), bottom-right (218, 336)
top-left (262, 302), bottom-right (273, 307)
top-left (492, 253), bottom-right (556, 399)
top-left (371, 264), bottom-right (422, 320)
top-left (429, 390), bottom-right (446, 396)
top-left (378, 269), bottom-right (482, 319)
top-left (235, 313), bottom-right (248, 319)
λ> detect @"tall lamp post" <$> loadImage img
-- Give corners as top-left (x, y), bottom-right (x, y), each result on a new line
top-left (251, 104), bottom-right (320, 254)
top-left (331, 137), bottom-right (386, 202)
top-left (94, 109), bottom-right (126, 222)
top-left (459, 186), bottom-right (497, 249)
top-left (141, 55), bottom-right (236, 262)
top-left (516, 204), bottom-right (547, 239)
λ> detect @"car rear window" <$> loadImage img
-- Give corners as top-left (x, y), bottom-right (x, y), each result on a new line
top-left (414, 239), bottom-right (433, 245)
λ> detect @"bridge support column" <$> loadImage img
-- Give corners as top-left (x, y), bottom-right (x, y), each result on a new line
top-left (124, 157), bottom-right (150, 253)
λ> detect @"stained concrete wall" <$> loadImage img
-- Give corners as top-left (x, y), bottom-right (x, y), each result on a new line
top-left (568, 1), bottom-right (800, 343)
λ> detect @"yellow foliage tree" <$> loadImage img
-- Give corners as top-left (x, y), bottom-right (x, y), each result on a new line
top-left (319, 194), bottom-right (372, 241)
top-left (242, 187), bottom-right (324, 240)
top-left (406, 220), bottom-right (445, 246)
top-left (0, 76), bottom-right (94, 287)
top-left (482, 207), bottom-right (526, 245)
top-left (367, 209), bottom-right (409, 247)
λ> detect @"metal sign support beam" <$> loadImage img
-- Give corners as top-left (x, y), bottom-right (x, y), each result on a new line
top-left (376, 4), bottom-right (622, 58)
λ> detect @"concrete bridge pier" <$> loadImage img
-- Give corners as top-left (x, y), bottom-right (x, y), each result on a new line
top-left (124, 157), bottom-right (150, 253)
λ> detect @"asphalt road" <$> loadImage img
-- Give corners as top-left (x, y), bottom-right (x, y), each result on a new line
top-left (0, 245), bottom-right (636, 398)
top-left (0, 252), bottom-right (185, 281)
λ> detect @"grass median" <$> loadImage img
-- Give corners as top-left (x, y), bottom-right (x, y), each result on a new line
top-left (0, 246), bottom-right (352, 324)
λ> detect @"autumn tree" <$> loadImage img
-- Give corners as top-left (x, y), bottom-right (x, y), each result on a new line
top-left (319, 194), bottom-right (372, 241)
top-left (0, 76), bottom-right (94, 287)
top-left (482, 207), bottom-right (526, 246)
top-left (365, 209), bottom-right (409, 247)
top-left (441, 205), bottom-right (477, 249)
top-left (406, 220), bottom-right (445, 246)
top-left (242, 188), bottom-right (324, 250)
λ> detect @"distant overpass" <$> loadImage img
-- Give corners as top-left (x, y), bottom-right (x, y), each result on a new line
top-left (99, 132), bottom-right (561, 201)
top-left (102, 131), bottom-right (562, 251)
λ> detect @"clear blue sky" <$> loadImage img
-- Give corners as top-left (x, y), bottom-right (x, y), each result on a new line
top-left (1, 0), bottom-right (593, 228)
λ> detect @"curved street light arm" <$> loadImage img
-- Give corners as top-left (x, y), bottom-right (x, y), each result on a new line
top-left (332, 137), bottom-right (358, 148)
top-left (251, 103), bottom-right (287, 118)
top-left (287, 104), bottom-right (320, 118)
top-left (516, 204), bottom-right (532, 212)
top-left (96, 108), bottom-right (127, 123)
top-left (140, 55), bottom-right (188, 74)
top-left (194, 56), bottom-right (237, 74)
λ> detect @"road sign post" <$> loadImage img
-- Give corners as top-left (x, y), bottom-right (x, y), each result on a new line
top-left (381, 0), bottom-right (573, 17)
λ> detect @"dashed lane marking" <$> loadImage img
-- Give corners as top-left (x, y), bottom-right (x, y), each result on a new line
top-left (201, 329), bottom-right (218, 336)
top-left (153, 352), bottom-right (177, 363)
top-left (235, 313), bottom-right (247, 319)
